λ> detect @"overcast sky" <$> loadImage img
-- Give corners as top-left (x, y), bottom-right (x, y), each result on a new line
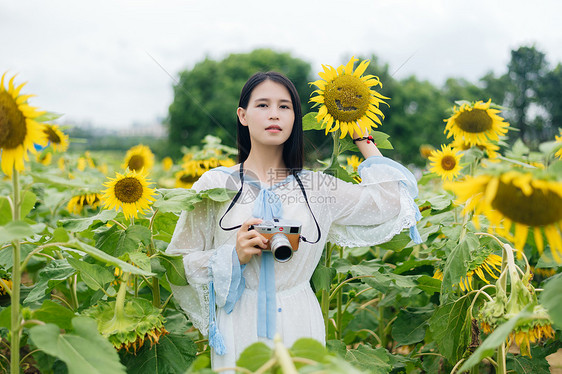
top-left (2, 0), bottom-right (561, 130)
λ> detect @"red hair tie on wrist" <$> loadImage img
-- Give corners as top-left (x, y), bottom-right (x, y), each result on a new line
top-left (352, 135), bottom-right (376, 146)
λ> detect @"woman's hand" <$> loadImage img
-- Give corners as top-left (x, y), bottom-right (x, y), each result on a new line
top-left (236, 218), bottom-right (268, 264)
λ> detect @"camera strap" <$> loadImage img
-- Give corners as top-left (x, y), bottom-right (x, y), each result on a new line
top-left (219, 163), bottom-right (322, 244)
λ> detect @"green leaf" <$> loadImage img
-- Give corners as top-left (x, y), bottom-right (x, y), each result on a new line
top-left (236, 342), bottom-right (272, 372)
top-left (393, 259), bottom-right (435, 275)
top-left (290, 338), bottom-right (330, 365)
top-left (324, 158), bottom-right (355, 183)
top-left (0, 306), bottom-right (11, 329)
top-left (155, 253), bottom-right (188, 286)
top-left (200, 188), bottom-right (236, 202)
top-left (67, 257), bottom-right (114, 291)
top-left (311, 263), bottom-right (336, 292)
top-left (539, 273), bottom-right (562, 329)
top-left (95, 224), bottom-right (151, 257)
top-left (416, 275), bottom-right (442, 295)
top-left (120, 333), bottom-right (197, 374)
top-left (0, 221), bottom-right (44, 244)
top-left (0, 196), bottom-right (12, 225)
top-left (59, 210), bottom-right (117, 232)
top-left (302, 112), bottom-right (324, 131)
top-left (153, 188), bottom-right (201, 213)
top-left (152, 212), bottom-right (179, 242)
top-left (377, 232), bottom-right (411, 251)
top-left (67, 240), bottom-right (154, 276)
top-left (35, 111), bottom-right (64, 122)
top-left (441, 233), bottom-right (477, 296)
top-left (24, 259), bottom-right (76, 304)
top-left (32, 300), bottom-right (76, 330)
top-left (30, 317), bottom-right (126, 374)
top-left (391, 307), bottom-right (433, 346)
top-left (459, 309), bottom-right (533, 372)
top-left (428, 295), bottom-right (472, 363)
top-left (20, 190), bottom-right (37, 218)
top-left (507, 341), bottom-right (562, 374)
top-left (345, 345), bottom-right (392, 373)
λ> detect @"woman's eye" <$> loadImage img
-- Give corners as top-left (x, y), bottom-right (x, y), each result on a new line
top-left (257, 103), bottom-right (267, 108)
top-left (280, 105), bottom-right (290, 109)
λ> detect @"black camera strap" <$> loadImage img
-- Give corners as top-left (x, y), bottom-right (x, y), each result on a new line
top-left (219, 163), bottom-right (322, 244)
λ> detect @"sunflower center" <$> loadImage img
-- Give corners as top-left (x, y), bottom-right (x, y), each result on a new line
top-left (491, 180), bottom-right (562, 226)
top-left (455, 109), bottom-right (493, 133)
top-left (0, 91), bottom-right (27, 149)
top-left (114, 177), bottom-right (144, 203)
top-left (128, 155), bottom-right (145, 171)
top-left (323, 75), bottom-right (370, 122)
top-left (179, 174), bottom-right (198, 184)
top-left (441, 155), bottom-right (457, 171)
top-left (44, 126), bottom-right (61, 143)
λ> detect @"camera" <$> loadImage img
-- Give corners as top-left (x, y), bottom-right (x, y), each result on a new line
top-left (249, 219), bottom-right (302, 262)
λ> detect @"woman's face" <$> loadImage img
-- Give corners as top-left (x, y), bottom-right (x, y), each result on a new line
top-left (237, 80), bottom-right (295, 147)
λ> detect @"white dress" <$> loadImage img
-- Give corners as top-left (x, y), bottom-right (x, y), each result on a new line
top-left (165, 156), bottom-right (420, 371)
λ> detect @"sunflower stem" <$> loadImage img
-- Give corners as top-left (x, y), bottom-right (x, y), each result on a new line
top-left (114, 272), bottom-right (130, 321)
top-left (497, 342), bottom-right (507, 374)
top-left (10, 168), bottom-right (21, 374)
top-left (321, 243), bottom-right (333, 338)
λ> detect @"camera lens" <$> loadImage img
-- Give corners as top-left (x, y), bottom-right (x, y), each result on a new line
top-left (270, 234), bottom-right (293, 262)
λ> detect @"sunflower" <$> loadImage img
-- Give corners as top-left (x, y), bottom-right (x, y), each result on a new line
top-left (310, 57), bottom-right (389, 139)
top-left (433, 253), bottom-right (502, 292)
top-left (36, 151), bottom-right (52, 166)
top-left (346, 155), bottom-right (363, 172)
top-left (0, 72), bottom-right (47, 176)
top-left (428, 144), bottom-right (463, 181)
top-left (42, 124), bottom-right (69, 152)
top-left (175, 169), bottom-right (199, 188)
top-left (67, 192), bottom-right (102, 214)
top-left (445, 172), bottom-right (562, 261)
top-left (122, 144), bottom-right (154, 172)
top-left (555, 130), bottom-right (562, 159)
top-left (162, 156), bottom-right (173, 171)
top-left (419, 144), bottom-right (435, 159)
top-left (450, 137), bottom-right (500, 160)
top-left (0, 278), bottom-right (12, 295)
top-left (444, 100), bottom-right (509, 146)
top-left (102, 170), bottom-right (156, 219)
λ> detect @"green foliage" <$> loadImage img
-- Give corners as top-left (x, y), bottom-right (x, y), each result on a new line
top-left (120, 333), bottom-right (197, 374)
top-left (30, 317), bottom-right (127, 374)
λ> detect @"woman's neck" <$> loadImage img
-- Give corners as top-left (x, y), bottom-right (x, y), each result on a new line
top-left (243, 145), bottom-right (288, 185)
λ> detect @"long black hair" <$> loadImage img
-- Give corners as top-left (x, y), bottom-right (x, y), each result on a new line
top-left (237, 71), bottom-right (304, 173)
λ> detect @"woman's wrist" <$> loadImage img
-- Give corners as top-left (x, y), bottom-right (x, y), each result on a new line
top-left (352, 128), bottom-right (382, 158)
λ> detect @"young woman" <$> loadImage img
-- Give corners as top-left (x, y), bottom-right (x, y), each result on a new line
top-left (166, 72), bottom-right (421, 371)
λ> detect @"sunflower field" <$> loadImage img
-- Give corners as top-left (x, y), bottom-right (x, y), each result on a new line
top-left (1, 59), bottom-right (562, 374)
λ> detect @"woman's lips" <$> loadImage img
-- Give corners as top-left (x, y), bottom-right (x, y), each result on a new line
top-left (266, 125), bottom-right (281, 132)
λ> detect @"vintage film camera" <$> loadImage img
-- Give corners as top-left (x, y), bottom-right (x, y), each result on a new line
top-left (249, 218), bottom-right (302, 262)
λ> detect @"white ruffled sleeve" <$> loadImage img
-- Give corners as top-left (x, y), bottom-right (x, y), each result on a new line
top-left (165, 172), bottom-right (244, 337)
top-left (326, 156), bottom-right (421, 248)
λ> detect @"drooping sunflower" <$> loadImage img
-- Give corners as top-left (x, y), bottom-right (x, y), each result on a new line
top-left (445, 172), bottom-right (562, 261)
top-left (122, 144), bottom-right (154, 172)
top-left (433, 253), bottom-right (502, 292)
top-left (444, 100), bottom-right (509, 146)
top-left (42, 124), bottom-right (69, 152)
top-left (36, 151), bottom-right (52, 166)
top-left (102, 170), bottom-right (156, 219)
top-left (310, 57), bottom-right (389, 139)
top-left (0, 72), bottom-right (47, 175)
top-left (555, 130), bottom-right (562, 159)
top-left (428, 144), bottom-right (463, 181)
top-left (67, 192), bottom-right (103, 214)
top-left (175, 169), bottom-right (199, 189)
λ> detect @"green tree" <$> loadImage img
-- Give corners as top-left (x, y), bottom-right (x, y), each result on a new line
top-left (539, 63), bottom-right (562, 131)
top-left (166, 49), bottom-right (312, 158)
top-left (505, 45), bottom-right (549, 144)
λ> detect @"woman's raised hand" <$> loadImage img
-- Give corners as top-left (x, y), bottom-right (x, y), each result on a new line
top-left (236, 218), bottom-right (268, 264)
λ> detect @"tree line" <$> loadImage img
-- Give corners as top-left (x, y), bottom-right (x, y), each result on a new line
top-left (164, 46), bottom-right (561, 166)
